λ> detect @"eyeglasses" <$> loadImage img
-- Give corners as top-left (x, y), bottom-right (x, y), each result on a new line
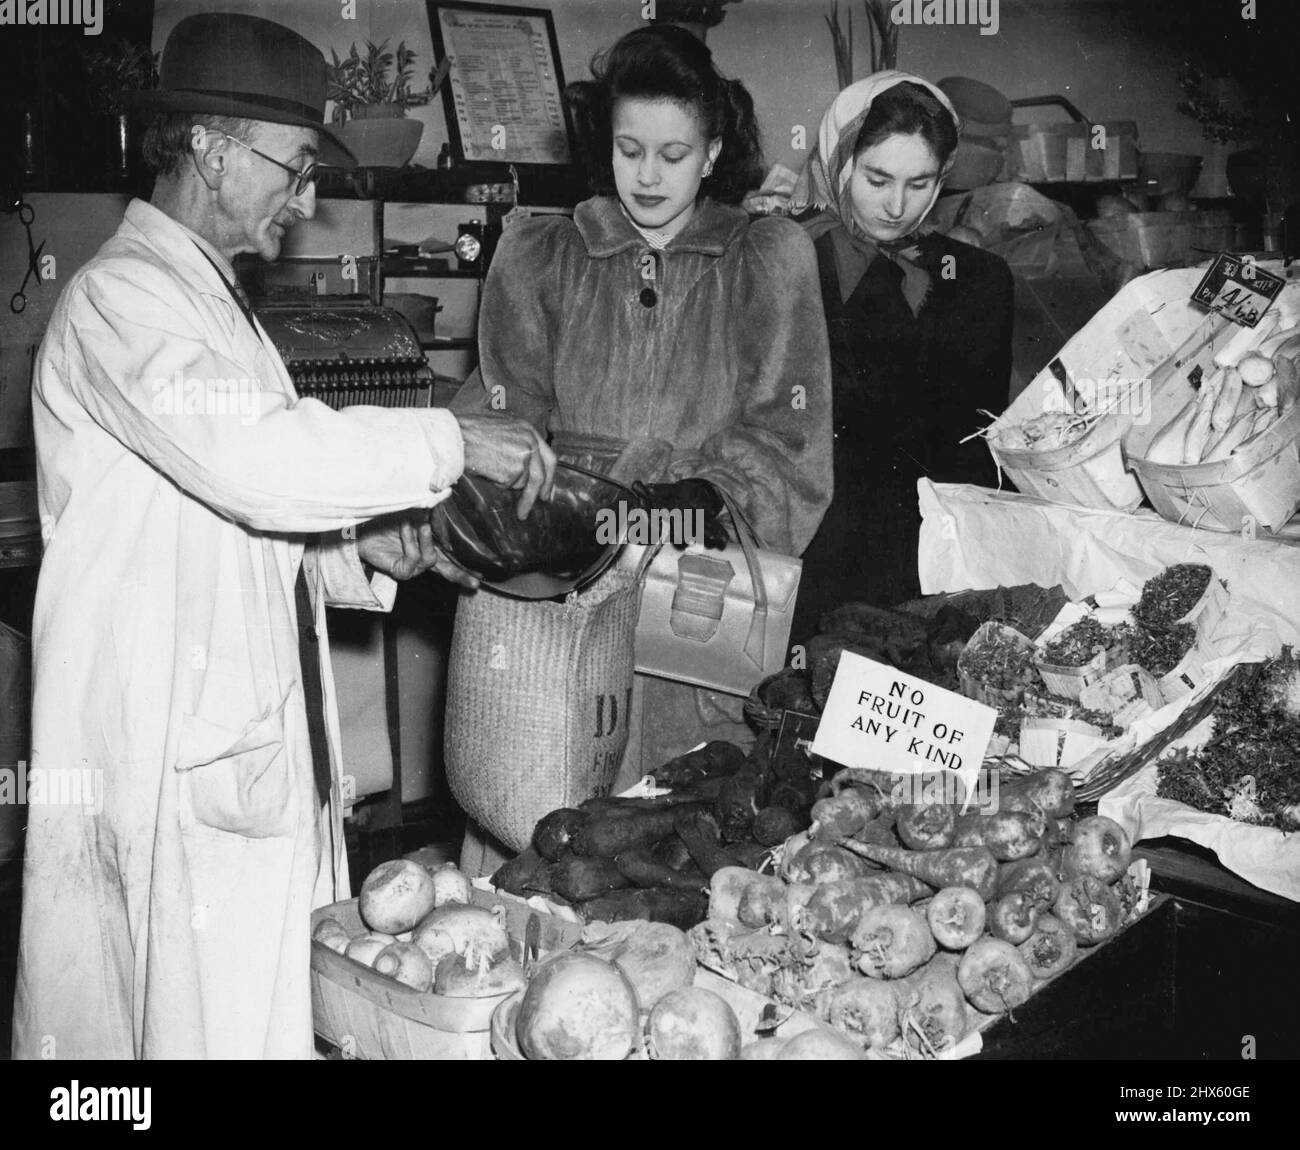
top-left (220, 133), bottom-right (318, 196)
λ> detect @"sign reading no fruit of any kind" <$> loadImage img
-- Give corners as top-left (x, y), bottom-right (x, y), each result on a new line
top-left (810, 652), bottom-right (996, 809)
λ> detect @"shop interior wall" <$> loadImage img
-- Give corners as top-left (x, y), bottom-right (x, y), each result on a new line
top-left (152, 0), bottom-right (1213, 177)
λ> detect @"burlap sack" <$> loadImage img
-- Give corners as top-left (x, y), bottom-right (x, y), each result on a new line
top-left (444, 568), bottom-right (641, 853)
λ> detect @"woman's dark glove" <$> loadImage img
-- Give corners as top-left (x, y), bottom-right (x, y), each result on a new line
top-left (632, 478), bottom-right (729, 550)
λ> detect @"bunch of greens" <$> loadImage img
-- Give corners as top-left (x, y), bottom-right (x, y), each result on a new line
top-left (1128, 623), bottom-right (1196, 678)
top-left (1042, 615), bottom-right (1121, 668)
top-left (1156, 652), bottom-right (1300, 829)
top-left (1132, 563), bottom-right (1211, 632)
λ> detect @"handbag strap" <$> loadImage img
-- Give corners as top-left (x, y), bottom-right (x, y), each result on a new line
top-left (712, 486), bottom-right (772, 670)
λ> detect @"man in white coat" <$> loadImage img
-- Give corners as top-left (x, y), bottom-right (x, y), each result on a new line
top-left (11, 12), bottom-right (554, 1059)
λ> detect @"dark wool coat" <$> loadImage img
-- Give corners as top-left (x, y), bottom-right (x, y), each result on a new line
top-left (455, 195), bottom-right (833, 556)
top-left (790, 227), bottom-right (1014, 640)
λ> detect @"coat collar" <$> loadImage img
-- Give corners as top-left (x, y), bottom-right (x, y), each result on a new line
top-left (122, 199), bottom-right (239, 296)
top-left (574, 195), bottom-right (749, 258)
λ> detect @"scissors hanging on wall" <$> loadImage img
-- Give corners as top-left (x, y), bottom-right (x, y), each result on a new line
top-left (7, 200), bottom-right (46, 314)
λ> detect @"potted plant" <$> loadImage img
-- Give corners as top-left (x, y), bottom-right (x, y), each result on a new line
top-left (82, 39), bottom-right (159, 185)
top-left (648, 0), bottom-right (742, 42)
top-left (1176, 63), bottom-right (1256, 200)
top-left (327, 40), bottom-right (439, 168)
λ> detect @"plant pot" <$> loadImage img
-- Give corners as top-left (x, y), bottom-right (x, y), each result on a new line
top-left (336, 117), bottom-right (424, 168)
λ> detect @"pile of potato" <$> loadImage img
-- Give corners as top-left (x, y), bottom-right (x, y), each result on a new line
top-left (691, 767), bottom-right (1146, 1059)
top-left (312, 859), bottom-right (526, 998)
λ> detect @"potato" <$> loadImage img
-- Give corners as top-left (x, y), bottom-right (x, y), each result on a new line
top-left (516, 953), bottom-right (640, 1060)
top-left (373, 941), bottom-right (434, 991)
top-left (646, 987), bottom-right (742, 1060)
top-left (359, 858), bottom-right (438, 935)
top-left (311, 917), bottom-right (351, 955)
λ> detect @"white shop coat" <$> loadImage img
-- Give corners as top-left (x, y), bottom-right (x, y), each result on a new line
top-left (12, 200), bottom-right (464, 1059)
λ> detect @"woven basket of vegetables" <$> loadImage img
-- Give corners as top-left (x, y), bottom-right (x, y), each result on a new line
top-left (957, 622), bottom-right (1040, 707)
top-left (1033, 615), bottom-right (1129, 700)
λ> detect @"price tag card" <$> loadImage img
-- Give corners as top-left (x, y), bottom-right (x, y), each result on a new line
top-left (809, 652), bottom-right (995, 808)
top-left (1191, 253), bottom-right (1284, 328)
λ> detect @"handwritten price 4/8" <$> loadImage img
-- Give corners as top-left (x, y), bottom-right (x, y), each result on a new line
top-left (1210, 284), bottom-right (1265, 325)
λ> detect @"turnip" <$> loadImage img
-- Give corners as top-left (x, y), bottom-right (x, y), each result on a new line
top-left (899, 965), bottom-right (969, 1055)
top-left (800, 874), bottom-right (931, 944)
top-left (1061, 815), bottom-right (1131, 883)
top-left (896, 802), bottom-right (956, 851)
top-left (1018, 913), bottom-right (1077, 979)
top-left (989, 891), bottom-right (1039, 945)
top-left (810, 788), bottom-right (877, 841)
top-left (1054, 875), bottom-right (1122, 946)
top-left (851, 905), bottom-right (936, 980)
top-left (995, 857), bottom-right (1060, 913)
top-left (373, 941), bottom-right (434, 992)
top-left (343, 932), bottom-right (396, 967)
top-left (957, 938), bottom-right (1035, 1014)
top-left (646, 987), bottom-right (742, 1060)
top-left (828, 978), bottom-right (901, 1050)
top-left (739, 1037), bottom-right (786, 1060)
top-left (1004, 767), bottom-right (1076, 818)
top-left (736, 873), bottom-right (787, 929)
top-left (359, 858), bottom-right (437, 934)
top-left (786, 840), bottom-right (870, 886)
top-left (775, 1028), bottom-right (866, 1060)
top-left (609, 922), bottom-right (696, 1012)
top-left (434, 950), bottom-right (525, 997)
top-left (926, 886), bottom-right (987, 950)
top-left (429, 863), bottom-right (473, 907)
top-left (516, 953), bottom-right (640, 1060)
top-left (411, 903), bottom-right (509, 964)
top-left (953, 809), bottom-right (1045, 861)
top-left (707, 866), bottom-right (761, 925)
top-left (311, 917), bottom-right (351, 955)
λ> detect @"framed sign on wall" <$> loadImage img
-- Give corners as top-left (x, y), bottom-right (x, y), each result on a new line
top-left (427, 2), bottom-right (573, 166)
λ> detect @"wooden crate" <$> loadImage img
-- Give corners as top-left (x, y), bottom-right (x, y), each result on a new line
top-left (310, 889), bottom-right (582, 1060)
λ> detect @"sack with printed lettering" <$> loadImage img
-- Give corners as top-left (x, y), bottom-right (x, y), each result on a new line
top-left (444, 567), bottom-right (642, 853)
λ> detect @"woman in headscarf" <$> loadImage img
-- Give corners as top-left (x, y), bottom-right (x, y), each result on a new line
top-left (789, 72), bottom-right (1014, 639)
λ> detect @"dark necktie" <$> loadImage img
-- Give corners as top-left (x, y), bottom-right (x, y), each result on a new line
top-left (192, 241), bottom-right (334, 807)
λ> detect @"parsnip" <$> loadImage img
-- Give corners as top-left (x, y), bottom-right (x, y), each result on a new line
top-left (1210, 367), bottom-right (1243, 432)
top-left (1142, 400), bottom-right (1197, 464)
top-left (1212, 309), bottom-right (1280, 367)
top-left (1183, 404), bottom-right (1216, 464)
top-left (1201, 408), bottom-right (1258, 462)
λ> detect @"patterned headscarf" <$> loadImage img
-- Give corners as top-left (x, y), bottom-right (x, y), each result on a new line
top-left (793, 71), bottom-right (961, 313)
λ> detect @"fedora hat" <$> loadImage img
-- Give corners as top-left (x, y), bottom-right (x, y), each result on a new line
top-left (133, 12), bottom-right (356, 169)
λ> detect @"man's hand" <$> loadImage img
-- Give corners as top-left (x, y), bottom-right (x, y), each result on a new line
top-left (357, 512), bottom-right (480, 589)
top-left (455, 413), bottom-right (557, 519)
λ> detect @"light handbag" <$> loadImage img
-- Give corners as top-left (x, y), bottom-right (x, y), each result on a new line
top-left (615, 489), bottom-right (801, 697)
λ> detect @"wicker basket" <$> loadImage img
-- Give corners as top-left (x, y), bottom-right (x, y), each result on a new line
top-left (1071, 662), bottom-right (1256, 802)
top-left (310, 890), bottom-right (581, 1060)
top-left (957, 622), bottom-right (1040, 707)
top-left (1034, 640), bottom-right (1128, 700)
top-left (744, 668), bottom-right (819, 731)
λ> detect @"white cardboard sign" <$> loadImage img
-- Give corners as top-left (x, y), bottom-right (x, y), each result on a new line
top-left (810, 652), bottom-right (995, 803)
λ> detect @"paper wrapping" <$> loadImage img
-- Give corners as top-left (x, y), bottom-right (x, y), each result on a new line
top-left (919, 480), bottom-right (1300, 901)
